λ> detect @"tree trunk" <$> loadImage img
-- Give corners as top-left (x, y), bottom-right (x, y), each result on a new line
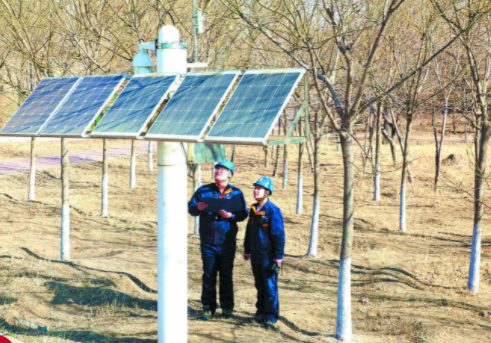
top-left (231, 145), bottom-right (237, 162)
top-left (307, 135), bottom-right (320, 257)
top-left (335, 131), bottom-right (354, 342)
top-left (362, 110), bottom-right (371, 173)
top-left (148, 141), bottom-right (154, 171)
top-left (193, 164), bottom-right (201, 235)
top-left (28, 137), bottom-right (36, 201)
top-left (130, 140), bottom-right (136, 188)
top-left (297, 120), bottom-right (304, 214)
top-left (61, 138), bottom-right (70, 261)
top-left (374, 104), bottom-right (382, 201)
top-left (435, 100), bottom-right (448, 190)
top-left (307, 111), bottom-right (321, 257)
top-left (400, 117), bottom-right (413, 232)
top-left (101, 139), bottom-right (109, 217)
top-left (305, 136), bottom-right (315, 171)
top-left (468, 121), bottom-right (491, 292)
top-left (283, 120), bottom-right (288, 189)
top-left (390, 108), bottom-right (414, 182)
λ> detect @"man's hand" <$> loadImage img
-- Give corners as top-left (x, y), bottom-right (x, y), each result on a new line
top-left (218, 209), bottom-right (232, 219)
top-left (243, 253), bottom-right (250, 261)
top-left (274, 259), bottom-right (283, 267)
top-left (197, 202), bottom-right (208, 211)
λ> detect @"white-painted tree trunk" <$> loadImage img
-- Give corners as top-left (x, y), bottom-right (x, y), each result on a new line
top-left (336, 257), bottom-right (352, 341)
top-left (130, 140), bottom-right (137, 188)
top-left (101, 139), bottom-right (109, 217)
top-left (468, 223), bottom-right (482, 291)
top-left (193, 164), bottom-right (201, 235)
top-left (374, 164), bottom-right (381, 201)
top-left (28, 137), bottom-right (36, 201)
top-left (148, 141), bottom-right (154, 171)
top-left (399, 182), bottom-right (407, 232)
top-left (61, 138), bottom-right (70, 261)
top-left (307, 199), bottom-right (319, 257)
top-left (296, 172), bottom-right (303, 214)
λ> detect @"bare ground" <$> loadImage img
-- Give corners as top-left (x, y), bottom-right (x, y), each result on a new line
top-left (0, 138), bottom-right (489, 342)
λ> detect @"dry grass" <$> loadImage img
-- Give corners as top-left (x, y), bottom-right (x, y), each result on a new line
top-left (0, 137), bottom-right (489, 342)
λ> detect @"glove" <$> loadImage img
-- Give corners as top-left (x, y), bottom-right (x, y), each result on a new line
top-left (243, 253), bottom-right (250, 261)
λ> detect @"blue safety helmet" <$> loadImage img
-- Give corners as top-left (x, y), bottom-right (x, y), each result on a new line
top-left (253, 176), bottom-right (274, 195)
top-left (215, 159), bottom-right (235, 176)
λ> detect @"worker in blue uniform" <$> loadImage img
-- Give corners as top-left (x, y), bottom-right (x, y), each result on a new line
top-left (188, 159), bottom-right (248, 320)
top-left (243, 176), bottom-right (285, 331)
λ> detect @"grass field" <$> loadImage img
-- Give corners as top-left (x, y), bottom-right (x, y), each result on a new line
top-left (0, 137), bottom-right (489, 342)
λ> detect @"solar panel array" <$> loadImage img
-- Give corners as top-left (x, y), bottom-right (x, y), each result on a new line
top-left (91, 74), bottom-right (178, 138)
top-left (146, 71), bottom-right (239, 142)
top-left (204, 69), bottom-right (305, 144)
top-left (40, 75), bottom-right (125, 137)
top-left (0, 77), bottom-right (81, 136)
top-left (0, 68), bottom-right (305, 145)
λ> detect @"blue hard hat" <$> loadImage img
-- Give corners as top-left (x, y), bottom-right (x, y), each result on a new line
top-left (253, 176), bottom-right (274, 195)
top-left (215, 159), bottom-right (234, 176)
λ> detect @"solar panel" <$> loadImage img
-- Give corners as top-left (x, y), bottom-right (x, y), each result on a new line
top-left (40, 75), bottom-right (125, 137)
top-left (204, 69), bottom-right (305, 145)
top-left (91, 73), bottom-right (179, 139)
top-left (145, 71), bottom-right (240, 142)
top-left (0, 77), bottom-right (81, 136)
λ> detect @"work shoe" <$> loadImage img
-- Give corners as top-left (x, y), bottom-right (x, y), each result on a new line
top-left (265, 321), bottom-right (278, 332)
top-left (222, 308), bottom-right (233, 319)
top-left (201, 305), bottom-right (212, 320)
top-left (249, 312), bottom-right (265, 324)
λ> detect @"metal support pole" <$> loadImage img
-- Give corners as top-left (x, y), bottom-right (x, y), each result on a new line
top-left (28, 137), bottom-right (36, 201)
top-left (193, 163), bottom-right (201, 235)
top-left (155, 25), bottom-right (189, 343)
top-left (61, 138), bottom-right (70, 261)
top-left (149, 141), bottom-right (154, 171)
top-left (101, 139), bottom-right (109, 217)
top-left (130, 140), bottom-right (137, 188)
top-left (157, 142), bottom-right (188, 342)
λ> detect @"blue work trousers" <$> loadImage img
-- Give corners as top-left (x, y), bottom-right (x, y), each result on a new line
top-left (200, 243), bottom-right (236, 313)
top-left (250, 256), bottom-right (279, 323)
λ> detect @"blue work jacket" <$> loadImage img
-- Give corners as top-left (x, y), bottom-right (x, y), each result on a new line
top-left (188, 183), bottom-right (248, 245)
top-left (244, 200), bottom-right (285, 260)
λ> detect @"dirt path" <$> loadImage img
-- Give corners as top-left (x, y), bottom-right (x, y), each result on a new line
top-left (0, 142), bottom-right (154, 176)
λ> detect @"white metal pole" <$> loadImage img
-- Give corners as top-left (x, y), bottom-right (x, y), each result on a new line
top-left (61, 138), bottom-right (70, 261)
top-left (156, 25), bottom-right (189, 343)
top-left (194, 163), bottom-right (201, 235)
top-left (130, 140), bottom-right (137, 188)
top-left (157, 142), bottom-right (188, 342)
top-left (28, 137), bottom-right (36, 201)
top-left (101, 139), bottom-right (109, 217)
top-left (149, 141), bottom-right (154, 171)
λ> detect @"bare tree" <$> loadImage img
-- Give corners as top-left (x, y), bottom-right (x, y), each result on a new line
top-left (434, 0), bottom-right (491, 292)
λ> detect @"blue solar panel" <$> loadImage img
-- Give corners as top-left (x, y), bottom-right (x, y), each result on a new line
top-left (0, 77), bottom-right (81, 136)
top-left (40, 75), bottom-right (125, 137)
top-left (91, 74), bottom-right (178, 138)
top-left (145, 71), bottom-right (239, 142)
top-left (205, 69), bottom-right (305, 144)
